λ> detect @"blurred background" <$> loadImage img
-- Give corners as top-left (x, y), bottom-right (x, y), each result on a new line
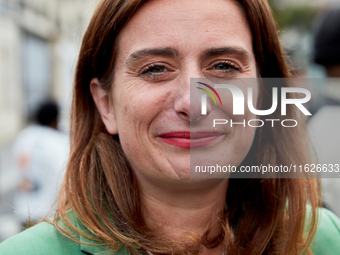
top-left (1, 0), bottom-right (340, 243)
top-left (0, 0), bottom-right (97, 241)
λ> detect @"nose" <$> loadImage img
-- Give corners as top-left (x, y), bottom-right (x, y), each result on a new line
top-left (173, 76), bottom-right (212, 123)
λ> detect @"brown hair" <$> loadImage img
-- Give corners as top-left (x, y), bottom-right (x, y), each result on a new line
top-left (53, 0), bottom-right (320, 254)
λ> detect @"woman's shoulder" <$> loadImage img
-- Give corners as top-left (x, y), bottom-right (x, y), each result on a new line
top-left (0, 210), bottom-right (131, 255)
top-left (0, 220), bottom-right (82, 255)
top-left (3, 207), bottom-right (337, 255)
top-left (309, 207), bottom-right (340, 254)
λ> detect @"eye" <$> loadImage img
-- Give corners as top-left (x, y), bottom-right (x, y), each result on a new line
top-left (213, 61), bottom-right (241, 73)
top-left (140, 64), bottom-right (168, 80)
top-left (147, 65), bottom-right (166, 73)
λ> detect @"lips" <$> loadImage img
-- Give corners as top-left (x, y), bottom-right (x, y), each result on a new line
top-left (157, 131), bottom-right (224, 149)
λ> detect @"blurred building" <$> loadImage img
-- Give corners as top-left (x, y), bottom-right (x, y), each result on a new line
top-left (0, 0), bottom-right (97, 145)
top-left (0, 0), bottom-right (96, 241)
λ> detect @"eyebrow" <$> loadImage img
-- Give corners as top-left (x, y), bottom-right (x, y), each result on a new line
top-left (126, 47), bottom-right (179, 65)
top-left (125, 46), bottom-right (252, 65)
top-left (200, 47), bottom-right (252, 61)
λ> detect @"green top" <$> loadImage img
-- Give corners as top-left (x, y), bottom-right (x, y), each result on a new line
top-left (1, 207), bottom-right (339, 255)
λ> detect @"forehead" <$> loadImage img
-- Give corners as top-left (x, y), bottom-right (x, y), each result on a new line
top-left (116, 0), bottom-right (253, 62)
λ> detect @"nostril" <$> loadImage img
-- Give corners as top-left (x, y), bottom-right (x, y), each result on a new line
top-left (178, 111), bottom-right (190, 122)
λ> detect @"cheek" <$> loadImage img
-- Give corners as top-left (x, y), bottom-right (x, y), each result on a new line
top-left (113, 83), bottom-right (150, 124)
top-left (112, 82), bottom-right (172, 147)
top-left (112, 88), bottom-right (175, 178)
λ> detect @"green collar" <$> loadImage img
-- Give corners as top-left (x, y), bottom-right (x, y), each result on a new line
top-left (61, 209), bottom-right (134, 255)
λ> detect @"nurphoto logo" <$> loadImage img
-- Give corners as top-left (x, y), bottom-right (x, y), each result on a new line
top-left (196, 81), bottom-right (312, 128)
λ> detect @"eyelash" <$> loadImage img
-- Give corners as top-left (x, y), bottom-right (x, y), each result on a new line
top-left (212, 61), bottom-right (241, 73)
top-left (140, 64), bottom-right (168, 80)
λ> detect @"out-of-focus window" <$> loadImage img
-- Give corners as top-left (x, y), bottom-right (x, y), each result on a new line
top-left (21, 32), bottom-right (51, 119)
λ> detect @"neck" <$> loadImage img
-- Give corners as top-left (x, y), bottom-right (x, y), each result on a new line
top-left (139, 179), bottom-right (229, 254)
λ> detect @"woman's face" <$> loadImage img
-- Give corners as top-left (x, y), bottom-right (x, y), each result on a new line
top-left (100, 0), bottom-right (257, 187)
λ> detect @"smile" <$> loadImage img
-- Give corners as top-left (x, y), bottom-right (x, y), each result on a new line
top-left (157, 131), bottom-right (224, 149)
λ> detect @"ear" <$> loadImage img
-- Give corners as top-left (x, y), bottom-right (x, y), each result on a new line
top-left (90, 78), bottom-right (118, 135)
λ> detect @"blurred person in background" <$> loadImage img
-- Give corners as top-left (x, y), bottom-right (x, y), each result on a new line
top-left (309, 7), bottom-right (340, 216)
top-left (313, 7), bottom-right (340, 80)
top-left (11, 100), bottom-right (69, 228)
